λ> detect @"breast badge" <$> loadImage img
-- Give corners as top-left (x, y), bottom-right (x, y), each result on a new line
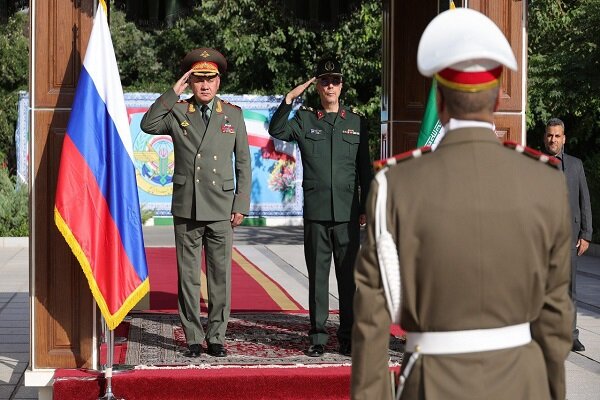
top-left (221, 118), bottom-right (235, 134)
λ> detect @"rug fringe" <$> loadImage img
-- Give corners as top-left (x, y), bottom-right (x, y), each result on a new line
top-left (132, 362), bottom-right (401, 370)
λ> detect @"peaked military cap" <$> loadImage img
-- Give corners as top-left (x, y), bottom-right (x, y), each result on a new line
top-left (417, 8), bottom-right (517, 92)
top-left (316, 57), bottom-right (342, 78)
top-left (181, 47), bottom-right (227, 77)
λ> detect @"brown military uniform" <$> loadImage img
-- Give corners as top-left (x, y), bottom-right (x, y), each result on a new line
top-left (351, 128), bottom-right (573, 399)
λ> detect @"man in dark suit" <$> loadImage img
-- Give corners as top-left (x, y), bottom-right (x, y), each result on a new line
top-left (141, 48), bottom-right (252, 358)
top-left (544, 117), bottom-right (593, 352)
top-left (268, 57), bottom-right (372, 357)
top-left (352, 8), bottom-right (573, 400)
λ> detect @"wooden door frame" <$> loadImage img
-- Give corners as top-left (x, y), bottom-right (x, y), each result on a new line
top-left (381, 0), bottom-right (528, 158)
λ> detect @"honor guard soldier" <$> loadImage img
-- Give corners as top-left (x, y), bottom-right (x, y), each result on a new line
top-left (352, 8), bottom-right (573, 400)
top-left (141, 47), bottom-right (252, 358)
top-left (269, 57), bottom-right (373, 357)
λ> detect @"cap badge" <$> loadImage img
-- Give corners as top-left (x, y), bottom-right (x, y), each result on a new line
top-left (325, 61), bottom-right (335, 71)
top-left (200, 50), bottom-right (210, 58)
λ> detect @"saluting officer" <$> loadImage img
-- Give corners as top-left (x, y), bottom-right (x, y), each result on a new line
top-left (352, 8), bottom-right (573, 400)
top-left (141, 48), bottom-right (251, 358)
top-left (269, 57), bottom-right (373, 357)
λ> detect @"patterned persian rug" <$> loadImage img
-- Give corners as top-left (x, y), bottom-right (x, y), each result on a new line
top-left (125, 312), bottom-right (404, 367)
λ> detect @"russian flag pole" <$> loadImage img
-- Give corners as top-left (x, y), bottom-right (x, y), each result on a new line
top-left (99, 319), bottom-right (120, 400)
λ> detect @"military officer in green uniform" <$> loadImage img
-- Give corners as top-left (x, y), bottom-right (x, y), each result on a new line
top-left (141, 48), bottom-right (251, 358)
top-left (268, 58), bottom-right (372, 357)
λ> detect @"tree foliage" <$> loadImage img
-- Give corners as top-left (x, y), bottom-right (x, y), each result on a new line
top-left (110, 0), bottom-right (382, 153)
top-left (527, 0), bottom-right (600, 155)
top-left (0, 11), bottom-right (28, 173)
top-left (1, 1), bottom-right (599, 238)
top-left (528, 0), bottom-right (600, 241)
top-left (0, 165), bottom-right (28, 236)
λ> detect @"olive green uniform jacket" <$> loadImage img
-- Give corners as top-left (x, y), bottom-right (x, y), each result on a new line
top-left (268, 101), bottom-right (372, 221)
top-left (140, 89), bottom-right (251, 220)
top-left (351, 128), bottom-right (573, 400)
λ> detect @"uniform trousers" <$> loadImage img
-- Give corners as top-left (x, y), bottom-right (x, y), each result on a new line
top-left (304, 219), bottom-right (359, 345)
top-left (174, 216), bottom-right (232, 346)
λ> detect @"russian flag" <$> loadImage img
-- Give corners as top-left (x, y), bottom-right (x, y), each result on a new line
top-left (54, 1), bottom-right (149, 330)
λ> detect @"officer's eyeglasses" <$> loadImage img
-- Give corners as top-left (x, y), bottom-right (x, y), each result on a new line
top-left (319, 77), bottom-right (342, 86)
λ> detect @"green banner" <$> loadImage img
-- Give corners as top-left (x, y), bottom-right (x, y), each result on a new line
top-left (417, 80), bottom-right (443, 148)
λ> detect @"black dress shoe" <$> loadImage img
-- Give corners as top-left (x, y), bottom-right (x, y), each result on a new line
top-left (184, 344), bottom-right (202, 357)
top-left (306, 344), bottom-right (325, 357)
top-left (207, 343), bottom-right (227, 357)
top-left (572, 339), bottom-right (585, 352)
top-left (338, 340), bottom-right (352, 356)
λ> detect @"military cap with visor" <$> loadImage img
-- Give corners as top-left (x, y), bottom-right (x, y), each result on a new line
top-left (417, 8), bottom-right (517, 92)
top-left (316, 57), bottom-right (343, 78)
top-left (181, 47), bottom-right (227, 77)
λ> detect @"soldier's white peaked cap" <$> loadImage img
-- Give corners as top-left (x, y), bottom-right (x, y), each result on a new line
top-left (417, 8), bottom-right (517, 89)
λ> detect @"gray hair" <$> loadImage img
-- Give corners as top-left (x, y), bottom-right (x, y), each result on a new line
top-left (546, 118), bottom-right (565, 130)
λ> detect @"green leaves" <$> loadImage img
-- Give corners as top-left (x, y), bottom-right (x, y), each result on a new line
top-left (106, 0), bottom-right (383, 159)
top-left (527, 0), bottom-right (600, 155)
top-left (0, 11), bottom-right (28, 171)
top-left (0, 166), bottom-right (28, 236)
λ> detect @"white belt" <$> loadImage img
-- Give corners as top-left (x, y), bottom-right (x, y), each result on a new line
top-left (405, 322), bottom-right (531, 355)
top-left (395, 323), bottom-right (532, 400)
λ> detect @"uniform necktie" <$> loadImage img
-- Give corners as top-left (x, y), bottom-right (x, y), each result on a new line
top-left (201, 104), bottom-right (209, 126)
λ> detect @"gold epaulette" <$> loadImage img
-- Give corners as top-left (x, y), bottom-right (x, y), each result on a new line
top-left (373, 146), bottom-right (432, 172)
top-left (503, 141), bottom-right (560, 169)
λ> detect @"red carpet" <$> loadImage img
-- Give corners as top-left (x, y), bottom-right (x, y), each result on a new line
top-left (53, 365), bottom-right (355, 400)
top-left (146, 247), bottom-right (305, 312)
top-left (70, 247), bottom-right (404, 399)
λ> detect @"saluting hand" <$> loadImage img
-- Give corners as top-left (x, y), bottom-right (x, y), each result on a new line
top-left (173, 70), bottom-right (193, 96)
top-left (285, 77), bottom-right (316, 104)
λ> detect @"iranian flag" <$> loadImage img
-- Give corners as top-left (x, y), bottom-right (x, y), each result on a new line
top-left (416, 80), bottom-right (444, 150)
top-left (417, 0), bottom-right (456, 150)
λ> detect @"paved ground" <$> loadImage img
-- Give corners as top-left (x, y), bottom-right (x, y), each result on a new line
top-left (1, 226), bottom-right (599, 399)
